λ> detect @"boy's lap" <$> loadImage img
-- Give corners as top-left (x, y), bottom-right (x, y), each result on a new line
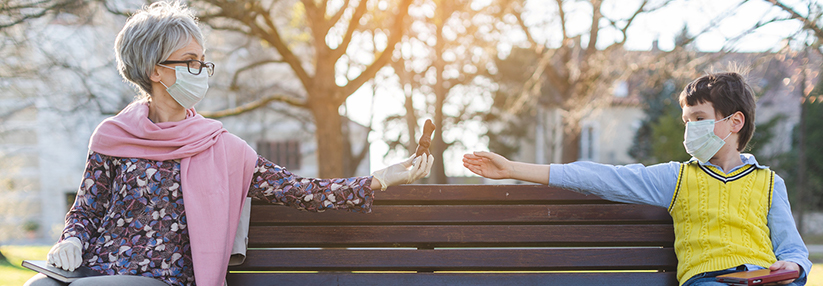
top-left (683, 276), bottom-right (805, 286)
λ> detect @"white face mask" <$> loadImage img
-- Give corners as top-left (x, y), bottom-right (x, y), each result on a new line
top-left (682, 114), bottom-right (733, 163)
top-left (159, 65), bottom-right (209, 109)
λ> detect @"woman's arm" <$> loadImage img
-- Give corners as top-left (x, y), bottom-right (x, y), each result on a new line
top-left (61, 152), bottom-right (114, 248)
top-left (248, 156), bottom-right (375, 213)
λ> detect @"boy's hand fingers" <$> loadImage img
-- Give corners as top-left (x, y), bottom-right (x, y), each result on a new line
top-left (768, 261), bottom-right (799, 284)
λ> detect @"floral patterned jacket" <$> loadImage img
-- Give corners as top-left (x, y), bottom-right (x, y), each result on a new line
top-left (61, 152), bottom-right (374, 286)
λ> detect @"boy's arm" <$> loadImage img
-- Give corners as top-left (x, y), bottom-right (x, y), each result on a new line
top-left (548, 161), bottom-right (681, 208)
top-left (464, 151), bottom-right (680, 207)
top-left (768, 175), bottom-right (812, 280)
top-left (463, 151), bottom-right (550, 184)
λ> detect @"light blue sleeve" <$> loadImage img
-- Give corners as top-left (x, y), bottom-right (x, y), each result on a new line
top-left (548, 161), bottom-right (682, 209)
top-left (768, 174), bottom-right (812, 280)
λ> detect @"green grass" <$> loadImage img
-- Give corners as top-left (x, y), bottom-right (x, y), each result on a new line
top-left (0, 245), bottom-right (50, 286)
top-left (1, 245), bottom-right (822, 286)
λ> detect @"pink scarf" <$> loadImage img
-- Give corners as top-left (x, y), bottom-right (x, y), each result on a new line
top-left (89, 101), bottom-right (258, 286)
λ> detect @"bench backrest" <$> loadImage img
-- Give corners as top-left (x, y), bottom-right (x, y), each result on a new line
top-left (227, 184), bottom-right (679, 285)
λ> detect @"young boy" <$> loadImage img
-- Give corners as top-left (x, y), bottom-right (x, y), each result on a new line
top-left (463, 72), bottom-right (811, 286)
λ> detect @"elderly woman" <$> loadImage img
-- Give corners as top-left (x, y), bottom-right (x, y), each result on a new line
top-left (24, 2), bottom-right (433, 286)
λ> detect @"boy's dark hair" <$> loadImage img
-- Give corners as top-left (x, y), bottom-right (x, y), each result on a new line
top-left (679, 72), bottom-right (756, 151)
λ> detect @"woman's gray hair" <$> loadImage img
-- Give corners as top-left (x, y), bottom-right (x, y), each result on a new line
top-left (114, 1), bottom-right (206, 99)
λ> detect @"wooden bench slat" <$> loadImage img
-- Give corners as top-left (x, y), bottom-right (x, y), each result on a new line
top-left (229, 248), bottom-right (678, 271)
top-left (247, 224), bottom-right (675, 247)
top-left (233, 186), bottom-right (680, 285)
top-left (226, 272), bottom-right (679, 286)
top-left (373, 184), bottom-right (607, 203)
top-left (251, 204), bottom-right (672, 224)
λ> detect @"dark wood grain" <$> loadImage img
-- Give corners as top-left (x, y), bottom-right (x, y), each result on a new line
top-left (251, 204), bottom-right (672, 224)
top-left (247, 224), bottom-right (675, 247)
top-left (232, 185), bottom-right (681, 285)
top-left (372, 184), bottom-right (609, 203)
top-left (229, 248), bottom-right (677, 271)
top-left (226, 272), bottom-right (679, 286)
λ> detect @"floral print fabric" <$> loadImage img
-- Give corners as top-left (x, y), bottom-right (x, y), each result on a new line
top-left (61, 152), bottom-right (374, 286)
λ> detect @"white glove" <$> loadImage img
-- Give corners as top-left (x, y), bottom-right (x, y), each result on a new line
top-left (48, 237), bottom-right (82, 271)
top-left (371, 154), bottom-right (434, 190)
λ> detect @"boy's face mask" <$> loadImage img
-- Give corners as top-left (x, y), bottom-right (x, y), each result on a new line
top-left (683, 114), bottom-right (733, 163)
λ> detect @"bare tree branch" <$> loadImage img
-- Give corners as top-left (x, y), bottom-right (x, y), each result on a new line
top-left (767, 0), bottom-right (823, 40)
top-left (0, 0), bottom-right (85, 29)
top-left (229, 59), bottom-right (286, 90)
top-left (326, 0), bottom-right (352, 33)
top-left (199, 93), bottom-right (307, 118)
top-left (585, 0), bottom-right (602, 57)
top-left (338, 0), bottom-right (413, 103)
top-left (329, 0), bottom-right (368, 60)
top-left (251, 7), bottom-right (314, 90)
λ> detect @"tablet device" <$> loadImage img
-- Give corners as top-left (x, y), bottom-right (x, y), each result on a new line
top-left (715, 269), bottom-right (799, 285)
top-left (21, 260), bottom-right (104, 283)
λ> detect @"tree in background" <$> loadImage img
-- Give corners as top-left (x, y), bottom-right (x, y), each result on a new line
top-left (774, 73), bottom-right (823, 234)
top-left (763, 0), bottom-right (823, 232)
top-left (190, 0), bottom-right (414, 177)
top-left (487, 0), bottom-right (674, 163)
top-left (5, 0), bottom-right (417, 178)
top-left (481, 47), bottom-right (539, 159)
top-left (384, 0), bottom-right (498, 182)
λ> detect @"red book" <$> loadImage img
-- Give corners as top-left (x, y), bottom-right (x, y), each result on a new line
top-left (715, 269), bottom-right (799, 285)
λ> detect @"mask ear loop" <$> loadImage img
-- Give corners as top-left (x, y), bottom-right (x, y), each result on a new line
top-left (156, 64), bottom-right (174, 89)
top-left (719, 113), bottom-right (735, 142)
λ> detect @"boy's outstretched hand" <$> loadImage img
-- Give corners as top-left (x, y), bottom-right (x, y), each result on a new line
top-left (768, 261), bottom-right (801, 284)
top-left (463, 151), bottom-right (512, 180)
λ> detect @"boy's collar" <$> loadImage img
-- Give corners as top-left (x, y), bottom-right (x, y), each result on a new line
top-left (687, 153), bottom-right (768, 170)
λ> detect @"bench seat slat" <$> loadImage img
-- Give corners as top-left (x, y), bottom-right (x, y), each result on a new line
top-left (229, 248), bottom-right (677, 271)
top-left (247, 224), bottom-right (675, 247)
top-left (252, 204), bottom-right (672, 224)
top-left (374, 184), bottom-right (605, 203)
top-left (226, 272), bottom-right (679, 286)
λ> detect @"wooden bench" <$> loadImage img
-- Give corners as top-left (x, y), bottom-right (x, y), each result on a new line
top-left (226, 184), bottom-right (678, 285)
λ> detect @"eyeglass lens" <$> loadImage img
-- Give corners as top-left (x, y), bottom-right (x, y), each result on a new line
top-left (186, 60), bottom-right (214, 76)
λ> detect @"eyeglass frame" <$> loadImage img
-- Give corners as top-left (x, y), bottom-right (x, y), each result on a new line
top-left (159, 59), bottom-right (215, 76)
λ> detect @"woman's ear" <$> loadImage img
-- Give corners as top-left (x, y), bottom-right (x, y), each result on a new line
top-left (149, 65), bottom-right (162, 83)
top-left (731, 111), bottom-right (745, 133)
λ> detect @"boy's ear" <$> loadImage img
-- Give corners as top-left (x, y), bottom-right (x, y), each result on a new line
top-left (730, 111), bottom-right (745, 133)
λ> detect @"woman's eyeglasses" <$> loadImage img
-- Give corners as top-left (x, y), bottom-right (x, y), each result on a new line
top-left (159, 59), bottom-right (215, 76)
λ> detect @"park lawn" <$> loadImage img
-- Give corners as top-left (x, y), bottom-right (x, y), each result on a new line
top-left (1, 245), bottom-right (822, 285)
top-left (0, 245), bottom-right (49, 286)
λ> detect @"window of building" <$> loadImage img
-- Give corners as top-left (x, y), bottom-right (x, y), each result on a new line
top-left (257, 140), bottom-right (301, 170)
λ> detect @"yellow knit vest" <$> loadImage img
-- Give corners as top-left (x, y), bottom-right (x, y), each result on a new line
top-left (668, 161), bottom-right (776, 284)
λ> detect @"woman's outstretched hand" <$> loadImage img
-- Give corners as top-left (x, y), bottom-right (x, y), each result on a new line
top-left (463, 151), bottom-right (512, 180)
top-left (371, 154), bottom-right (434, 190)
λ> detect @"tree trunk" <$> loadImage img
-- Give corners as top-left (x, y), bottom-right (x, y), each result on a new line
top-left (310, 101), bottom-right (346, 178)
top-left (561, 125), bottom-right (581, 163)
top-left (796, 97), bottom-right (807, 234)
top-left (430, 2), bottom-right (448, 184)
top-left (404, 92), bottom-right (418, 155)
